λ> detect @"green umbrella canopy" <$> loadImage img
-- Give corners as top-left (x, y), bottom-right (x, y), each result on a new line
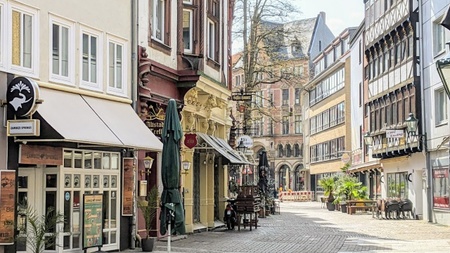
top-left (159, 99), bottom-right (185, 235)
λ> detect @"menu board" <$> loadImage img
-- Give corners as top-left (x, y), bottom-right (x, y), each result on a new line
top-left (0, 170), bottom-right (16, 245)
top-left (82, 194), bottom-right (103, 249)
top-left (122, 158), bottom-right (134, 216)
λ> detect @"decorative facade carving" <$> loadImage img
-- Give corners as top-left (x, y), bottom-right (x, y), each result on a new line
top-left (138, 46), bottom-right (151, 85)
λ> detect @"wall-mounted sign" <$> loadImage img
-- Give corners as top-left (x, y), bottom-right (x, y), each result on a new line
top-left (122, 158), bottom-right (135, 216)
top-left (6, 77), bottom-right (40, 117)
top-left (184, 133), bottom-right (197, 149)
top-left (386, 129), bottom-right (404, 138)
top-left (82, 194), bottom-right (103, 249)
top-left (7, 119), bottom-right (40, 136)
top-left (0, 170), bottom-right (16, 245)
top-left (19, 144), bottom-right (63, 165)
top-left (144, 103), bottom-right (166, 139)
top-left (237, 135), bottom-right (253, 148)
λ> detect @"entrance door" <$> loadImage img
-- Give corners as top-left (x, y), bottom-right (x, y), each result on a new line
top-left (17, 167), bottom-right (59, 253)
top-left (16, 168), bottom-right (40, 253)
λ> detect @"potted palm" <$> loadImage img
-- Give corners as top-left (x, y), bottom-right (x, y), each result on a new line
top-left (17, 205), bottom-right (65, 253)
top-left (137, 186), bottom-right (159, 252)
top-left (318, 176), bottom-right (336, 211)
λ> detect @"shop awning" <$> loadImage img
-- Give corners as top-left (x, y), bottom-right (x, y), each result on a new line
top-left (349, 160), bottom-right (382, 173)
top-left (196, 132), bottom-right (251, 164)
top-left (19, 88), bottom-right (162, 151)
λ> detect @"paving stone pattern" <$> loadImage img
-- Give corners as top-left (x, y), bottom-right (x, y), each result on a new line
top-left (134, 201), bottom-right (450, 253)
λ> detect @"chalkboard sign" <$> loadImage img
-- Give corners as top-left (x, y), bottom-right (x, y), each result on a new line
top-left (82, 194), bottom-right (103, 249)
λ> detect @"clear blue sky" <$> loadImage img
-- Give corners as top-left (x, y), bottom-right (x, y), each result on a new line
top-left (294, 0), bottom-right (365, 36)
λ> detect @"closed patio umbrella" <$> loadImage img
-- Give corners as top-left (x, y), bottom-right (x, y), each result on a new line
top-left (258, 151), bottom-right (269, 195)
top-left (159, 99), bottom-right (185, 236)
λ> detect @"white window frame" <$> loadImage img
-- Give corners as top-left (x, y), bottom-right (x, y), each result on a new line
top-left (435, 88), bottom-right (448, 126)
top-left (152, 0), bottom-right (165, 43)
top-left (433, 17), bottom-right (446, 56)
top-left (106, 35), bottom-right (127, 96)
top-left (7, 2), bottom-right (39, 77)
top-left (208, 19), bottom-right (215, 60)
top-left (49, 15), bottom-right (75, 86)
top-left (183, 9), bottom-right (193, 53)
top-left (80, 26), bottom-right (102, 91)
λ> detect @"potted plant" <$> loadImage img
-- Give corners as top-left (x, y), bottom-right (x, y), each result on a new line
top-left (17, 204), bottom-right (65, 253)
top-left (318, 176), bottom-right (336, 211)
top-left (137, 186), bottom-right (159, 252)
top-left (336, 175), bottom-right (368, 214)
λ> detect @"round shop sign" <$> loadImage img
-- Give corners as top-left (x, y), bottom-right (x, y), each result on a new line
top-left (341, 153), bottom-right (350, 163)
top-left (6, 77), bottom-right (40, 117)
top-left (237, 135), bottom-right (253, 148)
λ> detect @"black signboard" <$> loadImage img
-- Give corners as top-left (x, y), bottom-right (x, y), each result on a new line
top-left (6, 77), bottom-right (40, 117)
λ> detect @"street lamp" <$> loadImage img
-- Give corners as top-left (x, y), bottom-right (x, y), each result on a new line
top-left (364, 132), bottom-right (373, 146)
top-left (236, 139), bottom-right (247, 153)
top-left (405, 112), bottom-right (419, 135)
top-left (181, 160), bottom-right (191, 175)
top-left (141, 156), bottom-right (154, 176)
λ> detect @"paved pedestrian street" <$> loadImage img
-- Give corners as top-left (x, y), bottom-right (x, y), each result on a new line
top-left (146, 201), bottom-right (450, 253)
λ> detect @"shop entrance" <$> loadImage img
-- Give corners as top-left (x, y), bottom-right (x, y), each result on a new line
top-left (16, 167), bottom-right (57, 253)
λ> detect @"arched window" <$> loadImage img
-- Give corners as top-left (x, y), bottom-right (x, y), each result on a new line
top-left (294, 144), bottom-right (300, 157)
top-left (278, 144), bottom-right (284, 158)
top-left (279, 165), bottom-right (287, 190)
top-left (286, 144), bottom-right (292, 157)
top-left (294, 165), bottom-right (305, 191)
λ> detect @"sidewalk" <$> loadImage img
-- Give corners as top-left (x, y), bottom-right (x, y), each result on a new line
top-left (123, 201), bottom-right (450, 253)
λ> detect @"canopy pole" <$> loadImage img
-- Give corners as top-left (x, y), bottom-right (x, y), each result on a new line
top-left (167, 219), bottom-right (171, 253)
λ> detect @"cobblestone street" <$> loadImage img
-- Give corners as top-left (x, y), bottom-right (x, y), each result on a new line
top-left (141, 201), bottom-right (450, 253)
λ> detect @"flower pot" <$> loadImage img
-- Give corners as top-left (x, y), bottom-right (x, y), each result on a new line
top-left (141, 237), bottom-right (156, 252)
top-left (340, 203), bottom-right (347, 213)
top-left (326, 202), bottom-right (335, 211)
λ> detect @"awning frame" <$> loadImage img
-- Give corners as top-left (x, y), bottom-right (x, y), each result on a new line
top-left (196, 133), bottom-right (252, 165)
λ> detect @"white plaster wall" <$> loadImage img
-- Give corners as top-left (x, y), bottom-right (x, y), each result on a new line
top-left (381, 154), bottom-right (425, 217)
top-left (19, 0), bottom-right (132, 96)
top-left (349, 28), bottom-right (364, 154)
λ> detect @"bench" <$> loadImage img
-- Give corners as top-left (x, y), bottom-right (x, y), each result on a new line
top-left (347, 200), bottom-right (376, 216)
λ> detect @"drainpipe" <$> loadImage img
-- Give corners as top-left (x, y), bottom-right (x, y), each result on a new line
top-left (131, 0), bottom-right (139, 248)
top-left (417, 0), bottom-right (432, 223)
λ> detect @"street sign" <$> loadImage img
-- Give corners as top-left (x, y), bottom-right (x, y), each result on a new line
top-left (231, 91), bottom-right (252, 101)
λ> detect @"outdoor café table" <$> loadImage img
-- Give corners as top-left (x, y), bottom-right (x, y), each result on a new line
top-left (346, 200), bottom-right (376, 217)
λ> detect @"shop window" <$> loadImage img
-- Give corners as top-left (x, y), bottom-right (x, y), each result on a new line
top-left (433, 167), bottom-right (449, 208)
top-left (386, 172), bottom-right (408, 199)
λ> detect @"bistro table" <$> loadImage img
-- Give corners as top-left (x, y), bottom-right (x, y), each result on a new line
top-left (346, 200), bottom-right (376, 217)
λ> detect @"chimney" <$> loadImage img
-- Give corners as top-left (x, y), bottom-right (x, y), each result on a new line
top-left (319, 12), bottom-right (326, 23)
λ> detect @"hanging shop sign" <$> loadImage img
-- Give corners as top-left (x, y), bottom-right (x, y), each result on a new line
top-left (237, 135), bottom-right (253, 148)
top-left (122, 158), bottom-right (135, 216)
top-left (0, 170), bottom-right (16, 245)
top-left (6, 76), bottom-right (40, 117)
top-left (19, 144), bottom-right (63, 165)
top-left (184, 133), bottom-right (197, 149)
top-left (386, 129), bottom-right (404, 138)
top-left (231, 91), bottom-right (252, 101)
top-left (7, 119), bottom-right (40, 136)
top-left (82, 194), bottom-right (103, 249)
